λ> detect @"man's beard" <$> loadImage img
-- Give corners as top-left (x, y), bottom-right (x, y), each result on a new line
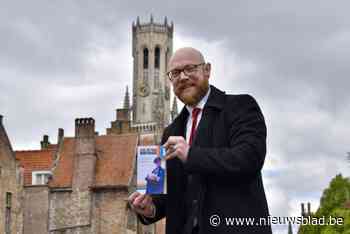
top-left (175, 79), bottom-right (209, 106)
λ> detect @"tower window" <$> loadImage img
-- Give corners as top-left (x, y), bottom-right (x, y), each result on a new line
top-left (143, 48), bottom-right (149, 69)
top-left (155, 47), bottom-right (160, 69)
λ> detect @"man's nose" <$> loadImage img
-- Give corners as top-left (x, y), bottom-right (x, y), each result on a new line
top-left (179, 71), bottom-right (189, 81)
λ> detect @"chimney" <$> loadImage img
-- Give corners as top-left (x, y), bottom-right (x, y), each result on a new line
top-left (75, 118), bottom-right (95, 138)
top-left (301, 203), bottom-right (305, 217)
top-left (73, 118), bottom-right (96, 191)
top-left (58, 128), bottom-right (64, 142)
top-left (40, 135), bottom-right (50, 149)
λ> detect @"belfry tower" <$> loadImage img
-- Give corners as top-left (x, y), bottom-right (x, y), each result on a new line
top-left (132, 15), bottom-right (173, 127)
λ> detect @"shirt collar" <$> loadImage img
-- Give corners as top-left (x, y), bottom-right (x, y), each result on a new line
top-left (185, 86), bottom-right (211, 115)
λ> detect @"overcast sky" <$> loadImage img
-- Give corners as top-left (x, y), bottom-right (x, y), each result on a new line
top-left (1, 1), bottom-right (350, 233)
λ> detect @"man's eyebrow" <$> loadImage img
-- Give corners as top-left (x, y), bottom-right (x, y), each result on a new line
top-left (170, 67), bottom-right (183, 71)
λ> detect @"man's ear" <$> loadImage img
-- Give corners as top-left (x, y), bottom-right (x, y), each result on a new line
top-left (204, 63), bottom-right (211, 76)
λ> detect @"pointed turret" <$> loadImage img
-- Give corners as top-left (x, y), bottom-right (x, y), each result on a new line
top-left (123, 86), bottom-right (130, 109)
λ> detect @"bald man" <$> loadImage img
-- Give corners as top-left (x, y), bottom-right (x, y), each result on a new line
top-left (129, 47), bottom-right (272, 234)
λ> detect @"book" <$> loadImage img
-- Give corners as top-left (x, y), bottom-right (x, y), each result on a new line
top-left (137, 145), bottom-right (166, 194)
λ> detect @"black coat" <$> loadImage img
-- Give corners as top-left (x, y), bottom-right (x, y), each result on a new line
top-left (141, 85), bottom-right (272, 234)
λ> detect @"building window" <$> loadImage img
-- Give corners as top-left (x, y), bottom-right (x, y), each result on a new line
top-left (6, 192), bottom-right (12, 208)
top-left (143, 48), bottom-right (149, 69)
top-left (5, 192), bottom-right (12, 234)
top-left (32, 171), bottom-right (52, 185)
top-left (154, 47), bottom-right (160, 69)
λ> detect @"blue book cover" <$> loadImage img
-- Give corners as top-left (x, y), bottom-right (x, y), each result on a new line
top-left (137, 145), bottom-right (166, 194)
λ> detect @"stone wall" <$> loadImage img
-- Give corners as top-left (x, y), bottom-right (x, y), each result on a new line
top-left (49, 189), bottom-right (92, 232)
top-left (48, 189), bottom-right (137, 234)
top-left (23, 186), bottom-right (49, 234)
top-left (91, 190), bottom-right (135, 234)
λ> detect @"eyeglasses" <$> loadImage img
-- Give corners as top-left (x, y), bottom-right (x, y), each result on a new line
top-left (167, 63), bottom-right (205, 81)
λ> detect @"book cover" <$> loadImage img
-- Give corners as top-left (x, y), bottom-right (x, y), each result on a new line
top-left (137, 145), bottom-right (166, 194)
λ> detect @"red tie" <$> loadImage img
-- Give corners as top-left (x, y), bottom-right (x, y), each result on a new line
top-left (189, 108), bottom-right (201, 145)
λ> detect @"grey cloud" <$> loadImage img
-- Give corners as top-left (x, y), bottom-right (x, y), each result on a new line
top-left (0, 0), bottom-right (128, 78)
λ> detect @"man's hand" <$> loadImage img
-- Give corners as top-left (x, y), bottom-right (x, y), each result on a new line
top-left (128, 192), bottom-right (156, 218)
top-left (163, 136), bottom-right (189, 163)
top-left (146, 174), bottom-right (158, 181)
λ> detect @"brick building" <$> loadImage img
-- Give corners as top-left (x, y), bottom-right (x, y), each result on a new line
top-left (15, 135), bottom-right (56, 234)
top-left (48, 118), bottom-right (139, 234)
top-left (0, 115), bottom-right (24, 234)
top-left (12, 111), bottom-right (169, 234)
top-left (10, 117), bottom-right (139, 234)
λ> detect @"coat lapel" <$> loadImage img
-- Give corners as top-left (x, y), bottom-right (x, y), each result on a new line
top-left (192, 85), bottom-right (226, 147)
top-left (171, 105), bottom-right (188, 138)
top-left (192, 108), bottom-right (214, 147)
top-left (166, 106), bottom-right (188, 167)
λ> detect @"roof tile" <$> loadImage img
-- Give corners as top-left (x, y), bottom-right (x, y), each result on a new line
top-left (49, 134), bottom-right (138, 188)
top-left (15, 149), bottom-right (55, 186)
top-left (48, 138), bottom-right (75, 188)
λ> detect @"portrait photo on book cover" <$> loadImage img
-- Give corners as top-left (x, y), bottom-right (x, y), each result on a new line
top-left (137, 145), bottom-right (166, 194)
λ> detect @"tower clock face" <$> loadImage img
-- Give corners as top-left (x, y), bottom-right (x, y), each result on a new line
top-left (138, 83), bottom-right (150, 97)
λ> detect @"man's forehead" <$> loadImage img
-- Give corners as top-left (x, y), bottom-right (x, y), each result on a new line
top-left (169, 59), bottom-right (201, 69)
top-left (168, 47), bottom-right (205, 70)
